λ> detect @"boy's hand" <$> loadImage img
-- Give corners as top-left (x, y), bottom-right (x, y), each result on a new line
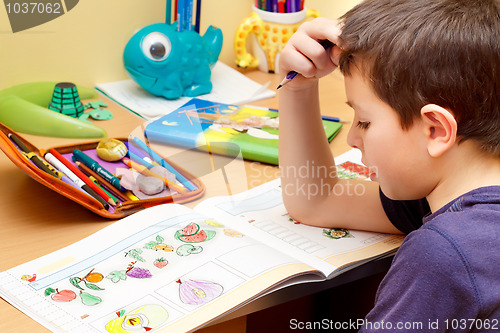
top-left (279, 17), bottom-right (343, 89)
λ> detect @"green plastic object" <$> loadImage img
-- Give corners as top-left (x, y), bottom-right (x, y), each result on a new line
top-left (48, 82), bottom-right (85, 117)
top-left (0, 82), bottom-right (107, 138)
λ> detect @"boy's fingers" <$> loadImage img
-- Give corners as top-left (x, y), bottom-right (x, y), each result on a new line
top-left (299, 17), bottom-right (343, 47)
top-left (330, 45), bottom-right (343, 68)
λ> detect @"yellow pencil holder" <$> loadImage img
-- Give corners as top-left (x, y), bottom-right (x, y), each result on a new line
top-left (234, 5), bottom-right (319, 73)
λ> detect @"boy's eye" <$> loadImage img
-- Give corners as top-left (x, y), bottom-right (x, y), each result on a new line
top-left (356, 121), bottom-right (370, 129)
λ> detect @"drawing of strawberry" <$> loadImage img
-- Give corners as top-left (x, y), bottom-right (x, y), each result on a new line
top-left (153, 258), bottom-right (168, 269)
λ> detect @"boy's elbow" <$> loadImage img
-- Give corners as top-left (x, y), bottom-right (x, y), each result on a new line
top-left (283, 196), bottom-right (333, 228)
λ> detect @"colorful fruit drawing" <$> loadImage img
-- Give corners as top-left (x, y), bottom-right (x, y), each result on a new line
top-left (223, 229), bottom-right (244, 238)
top-left (44, 288), bottom-right (77, 302)
top-left (21, 274), bottom-right (37, 282)
top-left (177, 279), bottom-right (224, 305)
top-left (144, 235), bottom-right (174, 252)
top-left (106, 270), bottom-right (128, 283)
top-left (105, 305), bottom-right (169, 333)
top-left (322, 228), bottom-right (353, 239)
top-left (126, 261), bottom-right (152, 279)
top-left (80, 291), bottom-right (102, 306)
top-left (176, 244), bottom-right (203, 256)
top-left (204, 219), bottom-right (224, 228)
top-left (85, 270), bottom-right (104, 283)
top-left (153, 258), bottom-right (168, 269)
top-left (174, 222), bottom-right (216, 243)
top-left (125, 248), bottom-right (145, 262)
top-left (70, 269), bottom-right (105, 291)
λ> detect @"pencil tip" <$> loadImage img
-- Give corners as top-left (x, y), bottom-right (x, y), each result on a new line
top-left (276, 85), bottom-right (282, 90)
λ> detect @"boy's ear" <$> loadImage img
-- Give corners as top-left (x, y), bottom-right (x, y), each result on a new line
top-left (420, 104), bottom-right (457, 158)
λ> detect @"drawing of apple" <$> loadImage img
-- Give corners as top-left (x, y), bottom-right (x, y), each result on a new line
top-left (44, 288), bottom-right (77, 302)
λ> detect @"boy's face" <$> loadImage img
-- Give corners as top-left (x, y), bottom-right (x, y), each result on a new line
top-left (344, 67), bottom-right (434, 200)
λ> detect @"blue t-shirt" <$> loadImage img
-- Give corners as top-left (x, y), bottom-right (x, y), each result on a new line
top-left (362, 186), bottom-right (500, 332)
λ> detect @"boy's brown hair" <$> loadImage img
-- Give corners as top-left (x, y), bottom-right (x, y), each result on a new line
top-left (338, 0), bottom-right (500, 156)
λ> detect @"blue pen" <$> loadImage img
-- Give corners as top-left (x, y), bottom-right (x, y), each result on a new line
top-left (194, 0), bottom-right (201, 32)
top-left (186, 0), bottom-right (194, 31)
top-left (131, 137), bottom-right (197, 191)
top-left (320, 115), bottom-right (350, 123)
top-left (177, 0), bottom-right (185, 32)
top-left (266, 107), bottom-right (349, 123)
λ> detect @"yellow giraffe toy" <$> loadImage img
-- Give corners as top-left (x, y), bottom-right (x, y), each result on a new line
top-left (234, 7), bottom-right (319, 73)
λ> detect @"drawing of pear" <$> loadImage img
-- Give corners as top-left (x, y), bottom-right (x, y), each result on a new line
top-left (79, 291), bottom-right (102, 306)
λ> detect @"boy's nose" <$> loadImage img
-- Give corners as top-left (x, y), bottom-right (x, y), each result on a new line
top-left (346, 125), bottom-right (363, 150)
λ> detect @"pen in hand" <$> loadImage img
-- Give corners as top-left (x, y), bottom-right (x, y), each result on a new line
top-left (277, 40), bottom-right (335, 89)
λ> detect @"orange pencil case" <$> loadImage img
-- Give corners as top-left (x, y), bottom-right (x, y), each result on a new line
top-left (0, 122), bottom-right (205, 219)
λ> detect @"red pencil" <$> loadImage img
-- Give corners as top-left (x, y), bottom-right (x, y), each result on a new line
top-left (278, 0), bottom-right (285, 13)
top-left (48, 148), bottom-right (117, 207)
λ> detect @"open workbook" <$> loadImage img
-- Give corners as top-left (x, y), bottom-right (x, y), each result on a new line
top-left (0, 150), bottom-right (403, 333)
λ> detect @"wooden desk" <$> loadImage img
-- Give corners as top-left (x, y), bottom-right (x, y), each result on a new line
top-left (0, 69), bottom-right (355, 332)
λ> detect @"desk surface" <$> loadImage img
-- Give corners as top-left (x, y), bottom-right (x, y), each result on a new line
top-left (0, 69), bottom-right (354, 332)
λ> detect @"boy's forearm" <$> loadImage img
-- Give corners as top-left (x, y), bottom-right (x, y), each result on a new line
top-left (278, 82), bottom-right (338, 219)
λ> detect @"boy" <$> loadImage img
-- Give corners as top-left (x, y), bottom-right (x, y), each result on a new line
top-left (278, 0), bottom-right (500, 330)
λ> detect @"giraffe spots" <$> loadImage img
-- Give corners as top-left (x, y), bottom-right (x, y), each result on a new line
top-left (235, 9), bottom-right (320, 72)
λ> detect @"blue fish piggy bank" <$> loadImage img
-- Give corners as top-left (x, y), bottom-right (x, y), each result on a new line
top-left (123, 23), bottom-right (223, 100)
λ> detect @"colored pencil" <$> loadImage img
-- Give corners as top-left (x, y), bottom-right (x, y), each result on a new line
top-left (166, 0), bottom-right (171, 24)
top-left (75, 161), bottom-right (131, 203)
top-left (88, 175), bottom-right (119, 204)
top-left (278, 0), bottom-right (285, 13)
top-left (122, 157), bottom-right (187, 194)
top-left (47, 148), bottom-right (116, 206)
top-left (72, 149), bottom-right (124, 192)
top-left (277, 40), bottom-right (334, 89)
top-left (131, 137), bottom-right (197, 191)
top-left (44, 151), bottom-right (110, 209)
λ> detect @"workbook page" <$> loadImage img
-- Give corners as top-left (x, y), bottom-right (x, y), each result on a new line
top-left (0, 204), bottom-right (317, 333)
top-left (195, 150), bottom-right (404, 277)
